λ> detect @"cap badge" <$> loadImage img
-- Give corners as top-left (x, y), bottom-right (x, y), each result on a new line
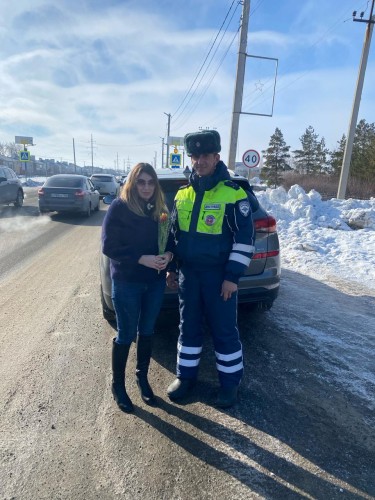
top-left (196, 141), bottom-right (200, 147)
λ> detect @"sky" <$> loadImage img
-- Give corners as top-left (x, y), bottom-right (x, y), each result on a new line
top-left (0, 0), bottom-right (374, 170)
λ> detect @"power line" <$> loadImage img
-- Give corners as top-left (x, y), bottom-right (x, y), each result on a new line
top-left (171, 0), bottom-right (239, 120)
top-left (207, 2), bottom-right (369, 129)
top-left (172, 3), bottom-right (241, 128)
top-left (172, 1), bottom-right (238, 126)
top-left (173, 26), bottom-right (240, 132)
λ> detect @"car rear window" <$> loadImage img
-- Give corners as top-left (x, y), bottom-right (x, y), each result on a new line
top-left (45, 177), bottom-right (83, 188)
top-left (92, 176), bottom-right (113, 182)
top-left (160, 179), bottom-right (188, 210)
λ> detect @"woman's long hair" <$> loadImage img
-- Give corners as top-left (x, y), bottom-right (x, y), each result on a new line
top-left (120, 163), bottom-right (167, 220)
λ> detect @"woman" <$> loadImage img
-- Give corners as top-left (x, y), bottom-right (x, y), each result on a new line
top-left (102, 163), bottom-right (173, 413)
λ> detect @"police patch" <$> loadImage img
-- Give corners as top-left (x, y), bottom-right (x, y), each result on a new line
top-left (205, 214), bottom-right (216, 226)
top-left (238, 200), bottom-right (250, 217)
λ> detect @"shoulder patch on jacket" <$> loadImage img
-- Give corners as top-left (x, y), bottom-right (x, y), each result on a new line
top-left (238, 200), bottom-right (251, 217)
top-left (224, 180), bottom-right (240, 190)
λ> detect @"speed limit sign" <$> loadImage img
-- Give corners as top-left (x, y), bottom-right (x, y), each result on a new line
top-left (242, 149), bottom-right (260, 168)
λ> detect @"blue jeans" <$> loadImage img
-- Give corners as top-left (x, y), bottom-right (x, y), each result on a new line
top-left (112, 279), bottom-right (165, 345)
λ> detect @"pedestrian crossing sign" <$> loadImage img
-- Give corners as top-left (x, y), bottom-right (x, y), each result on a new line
top-left (170, 153), bottom-right (181, 167)
top-left (19, 150), bottom-right (30, 161)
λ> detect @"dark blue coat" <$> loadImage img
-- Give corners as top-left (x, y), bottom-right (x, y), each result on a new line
top-left (102, 198), bottom-right (165, 283)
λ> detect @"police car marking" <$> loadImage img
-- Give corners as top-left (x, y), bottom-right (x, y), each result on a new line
top-left (238, 200), bottom-right (250, 217)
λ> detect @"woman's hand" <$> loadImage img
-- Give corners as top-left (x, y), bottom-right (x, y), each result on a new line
top-left (138, 254), bottom-right (170, 271)
top-left (160, 252), bottom-right (173, 264)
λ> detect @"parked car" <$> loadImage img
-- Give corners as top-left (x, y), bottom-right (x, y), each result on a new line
top-left (100, 169), bottom-right (280, 322)
top-left (38, 174), bottom-right (100, 216)
top-left (90, 174), bottom-right (120, 197)
top-left (0, 166), bottom-right (24, 207)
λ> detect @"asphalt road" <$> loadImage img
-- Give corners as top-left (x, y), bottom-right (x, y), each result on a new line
top-left (0, 189), bottom-right (374, 499)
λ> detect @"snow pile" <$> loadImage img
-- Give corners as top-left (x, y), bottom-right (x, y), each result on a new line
top-left (21, 178), bottom-right (45, 187)
top-left (256, 185), bottom-right (375, 292)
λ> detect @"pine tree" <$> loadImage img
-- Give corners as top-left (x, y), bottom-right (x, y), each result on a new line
top-left (261, 127), bottom-right (291, 187)
top-left (293, 126), bottom-right (322, 174)
top-left (317, 137), bottom-right (330, 173)
top-left (351, 119), bottom-right (375, 180)
top-left (332, 120), bottom-right (375, 181)
top-left (329, 134), bottom-right (346, 175)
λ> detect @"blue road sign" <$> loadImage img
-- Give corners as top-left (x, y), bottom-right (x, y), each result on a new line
top-left (170, 153), bottom-right (181, 167)
top-left (19, 151), bottom-right (30, 161)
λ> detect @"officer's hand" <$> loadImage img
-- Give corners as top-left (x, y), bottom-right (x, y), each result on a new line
top-left (221, 280), bottom-right (237, 301)
top-left (166, 271), bottom-right (178, 290)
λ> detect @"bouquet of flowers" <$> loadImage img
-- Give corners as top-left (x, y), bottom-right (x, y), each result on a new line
top-left (158, 212), bottom-right (170, 255)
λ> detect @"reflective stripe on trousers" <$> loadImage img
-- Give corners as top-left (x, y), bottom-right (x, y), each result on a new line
top-left (176, 265), bottom-right (243, 386)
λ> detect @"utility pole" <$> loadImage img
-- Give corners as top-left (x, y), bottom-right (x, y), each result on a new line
top-left (337, 1), bottom-right (375, 199)
top-left (228, 0), bottom-right (250, 170)
top-left (164, 112), bottom-right (171, 168)
top-left (160, 137), bottom-right (165, 168)
top-left (72, 138), bottom-right (77, 174)
top-left (91, 134), bottom-right (94, 175)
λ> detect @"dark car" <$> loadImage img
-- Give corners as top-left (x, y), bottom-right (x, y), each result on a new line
top-left (38, 174), bottom-right (100, 216)
top-left (0, 166), bottom-right (24, 207)
top-left (100, 169), bottom-right (280, 322)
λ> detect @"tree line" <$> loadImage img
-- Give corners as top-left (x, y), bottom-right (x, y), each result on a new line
top-left (0, 142), bottom-right (22, 158)
top-left (261, 119), bottom-right (375, 189)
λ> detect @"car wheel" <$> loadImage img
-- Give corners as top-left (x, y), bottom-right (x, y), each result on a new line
top-left (100, 286), bottom-right (116, 323)
top-left (14, 190), bottom-right (24, 207)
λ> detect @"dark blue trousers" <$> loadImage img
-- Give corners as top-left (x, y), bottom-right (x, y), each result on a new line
top-left (177, 265), bottom-right (243, 387)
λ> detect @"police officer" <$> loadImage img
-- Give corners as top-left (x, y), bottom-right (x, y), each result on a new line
top-left (166, 130), bottom-right (255, 408)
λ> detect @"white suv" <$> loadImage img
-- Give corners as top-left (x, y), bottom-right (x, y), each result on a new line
top-left (90, 174), bottom-right (120, 198)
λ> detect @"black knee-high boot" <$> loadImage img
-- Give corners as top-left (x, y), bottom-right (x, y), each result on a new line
top-left (111, 339), bottom-right (134, 413)
top-left (136, 336), bottom-right (156, 406)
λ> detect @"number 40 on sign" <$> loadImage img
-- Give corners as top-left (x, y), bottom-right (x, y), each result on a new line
top-left (242, 149), bottom-right (260, 168)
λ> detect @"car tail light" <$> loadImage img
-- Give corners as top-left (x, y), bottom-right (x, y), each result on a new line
top-left (253, 250), bottom-right (280, 260)
top-left (75, 189), bottom-right (85, 197)
top-left (254, 215), bottom-right (277, 233)
top-left (38, 188), bottom-right (44, 196)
